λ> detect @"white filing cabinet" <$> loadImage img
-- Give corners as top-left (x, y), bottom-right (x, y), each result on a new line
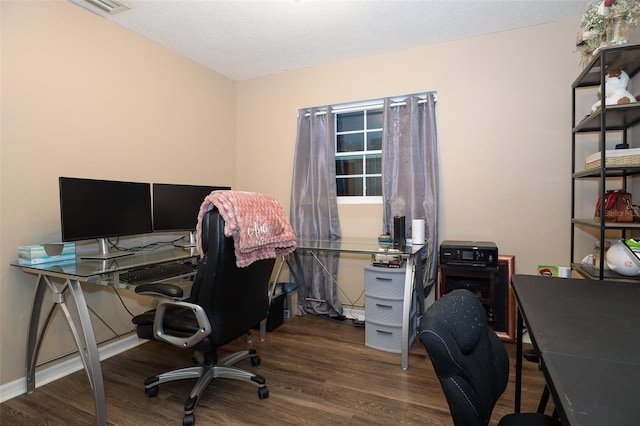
top-left (364, 264), bottom-right (416, 353)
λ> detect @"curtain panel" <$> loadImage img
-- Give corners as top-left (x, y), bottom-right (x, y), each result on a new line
top-left (290, 107), bottom-right (343, 317)
top-left (290, 94), bottom-right (439, 317)
top-left (382, 94), bottom-right (439, 293)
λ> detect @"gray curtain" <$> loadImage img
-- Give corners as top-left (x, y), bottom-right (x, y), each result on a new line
top-left (290, 107), bottom-right (343, 317)
top-left (382, 94), bottom-right (439, 293)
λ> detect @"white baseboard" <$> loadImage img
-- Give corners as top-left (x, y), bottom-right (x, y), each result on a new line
top-left (0, 335), bottom-right (144, 403)
top-left (342, 306), bottom-right (365, 321)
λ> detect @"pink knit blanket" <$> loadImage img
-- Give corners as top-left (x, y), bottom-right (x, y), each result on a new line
top-left (196, 190), bottom-right (297, 267)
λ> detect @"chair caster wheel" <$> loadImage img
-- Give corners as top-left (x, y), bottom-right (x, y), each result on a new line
top-left (145, 386), bottom-right (159, 397)
top-left (182, 414), bottom-right (195, 426)
top-left (258, 386), bottom-right (269, 399)
top-left (251, 355), bottom-right (261, 366)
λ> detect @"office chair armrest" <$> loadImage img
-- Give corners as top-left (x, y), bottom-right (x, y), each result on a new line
top-left (153, 300), bottom-right (212, 348)
top-left (135, 283), bottom-right (185, 299)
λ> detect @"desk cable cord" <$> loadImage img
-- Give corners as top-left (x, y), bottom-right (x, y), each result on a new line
top-left (112, 287), bottom-right (137, 317)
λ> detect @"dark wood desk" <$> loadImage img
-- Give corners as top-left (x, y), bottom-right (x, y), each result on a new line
top-left (542, 352), bottom-right (640, 425)
top-left (511, 275), bottom-right (640, 425)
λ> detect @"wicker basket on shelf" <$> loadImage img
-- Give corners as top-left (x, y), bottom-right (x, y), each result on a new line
top-left (585, 149), bottom-right (640, 170)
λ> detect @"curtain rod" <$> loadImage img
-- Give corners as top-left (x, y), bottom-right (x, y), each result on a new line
top-left (304, 97), bottom-right (435, 117)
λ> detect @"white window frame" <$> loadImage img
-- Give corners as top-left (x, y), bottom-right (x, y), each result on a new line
top-left (335, 106), bottom-right (383, 205)
top-left (308, 93), bottom-right (431, 205)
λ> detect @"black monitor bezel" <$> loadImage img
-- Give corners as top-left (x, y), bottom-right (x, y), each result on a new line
top-left (59, 176), bottom-right (153, 243)
top-left (152, 183), bottom-right (230, 232)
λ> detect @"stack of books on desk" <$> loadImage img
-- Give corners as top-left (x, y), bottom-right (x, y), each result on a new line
top-left (18, 243), bottom-right (76, 265)
top-left (372, 253), bottom-right (404, 268)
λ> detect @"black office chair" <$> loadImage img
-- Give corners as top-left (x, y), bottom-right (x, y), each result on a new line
top-left (132, 207), bottom-right (276, 426)
top-left (419, 289), bottom-right (561, 426)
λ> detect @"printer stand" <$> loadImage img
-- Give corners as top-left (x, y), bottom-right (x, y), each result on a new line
top-left (438, 265), bottom-right (497, 324)
top-left (436, 255), bottom-right (516, 343)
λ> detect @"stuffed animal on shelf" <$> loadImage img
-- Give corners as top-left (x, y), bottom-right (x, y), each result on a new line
top-left (591, 68), bottom-right (638, 114)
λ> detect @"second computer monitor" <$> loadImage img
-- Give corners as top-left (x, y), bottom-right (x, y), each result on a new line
top-left (152, 183), bottom-right (230, 246)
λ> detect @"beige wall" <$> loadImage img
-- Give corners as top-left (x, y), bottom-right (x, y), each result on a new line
top-left (2, 0), bottom-right (593, 390)
top-left (1, 1), bottom-right (236, 386)
top-left (237, 20), bottom-right (586, 305)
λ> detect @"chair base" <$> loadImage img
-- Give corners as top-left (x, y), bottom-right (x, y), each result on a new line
top-left (143, 349), bottom-right (269, 425)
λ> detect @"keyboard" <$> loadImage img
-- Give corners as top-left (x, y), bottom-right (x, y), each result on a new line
top-left (119, 262), bottom-right (197, 284)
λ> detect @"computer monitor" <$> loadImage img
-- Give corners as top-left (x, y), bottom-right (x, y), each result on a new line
top-left (59, 177), bottom-right (153, 259)
top-left (152, 183), bottom-right (231, 247)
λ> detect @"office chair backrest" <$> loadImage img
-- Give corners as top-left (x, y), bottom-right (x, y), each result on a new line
top-left (420, 289), bottom-right (509, 426)
top-left (189, 207), bottom-right (275, 346)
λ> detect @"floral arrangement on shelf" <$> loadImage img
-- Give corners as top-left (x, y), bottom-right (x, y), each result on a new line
top-left (576, 0), bottom-right (640, 65)
top-left (602, 0), bottom-right (640, 19)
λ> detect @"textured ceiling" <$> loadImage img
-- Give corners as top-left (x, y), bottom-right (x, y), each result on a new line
top-left (70, 0), bottom-right (590, 81)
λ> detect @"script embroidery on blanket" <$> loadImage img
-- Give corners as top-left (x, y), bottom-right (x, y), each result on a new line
top-left (247, 222), bottom-right (270, 238)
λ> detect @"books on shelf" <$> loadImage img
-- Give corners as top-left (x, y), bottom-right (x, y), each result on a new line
top-left (372, 253), bottom-right (404, 268)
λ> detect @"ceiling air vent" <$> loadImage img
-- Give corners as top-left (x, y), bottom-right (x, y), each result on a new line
top-left (84, 0), bottom-right (130, 14)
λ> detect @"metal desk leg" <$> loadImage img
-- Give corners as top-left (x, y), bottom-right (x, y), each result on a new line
top-left (401, 254), bottom-right (417, 370)
top-left (26, 275), bottom-right (48, 394)
top-left (515, 308), bottom-right (523, 413)
top-left (284, 251), bottom-right (306, 313)
top-left (67, 279), bottom-right (107, 426)
top-left (26, 274), bottom-right (107, 426)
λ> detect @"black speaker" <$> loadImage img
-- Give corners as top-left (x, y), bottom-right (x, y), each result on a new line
top-left (493, 261), bottom-right (509, 333)
top-left (393, 216), bottom-right (406, 249)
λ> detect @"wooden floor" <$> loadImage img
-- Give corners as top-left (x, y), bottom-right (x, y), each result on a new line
top-left (1, 314), bottom-right (552, 425)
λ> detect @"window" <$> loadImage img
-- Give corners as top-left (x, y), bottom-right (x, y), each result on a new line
top-left (335, 108), bottom-right (383, 202)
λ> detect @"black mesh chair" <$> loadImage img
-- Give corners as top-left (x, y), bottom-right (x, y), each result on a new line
top-left (132, 207), bottom-right (275, 426)
top-left (419, 289), bottom-right (561, 426)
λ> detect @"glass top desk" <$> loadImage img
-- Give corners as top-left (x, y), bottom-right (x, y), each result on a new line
top-left (296, 237), bottom-right (424, 256)
top-left (12, 246), bottom-right (198, 426)
top-left (293, 238), bottom-right (426, 370)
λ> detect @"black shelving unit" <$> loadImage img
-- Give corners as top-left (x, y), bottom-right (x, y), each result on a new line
top-left (571, 43), bottom-right (640, 280)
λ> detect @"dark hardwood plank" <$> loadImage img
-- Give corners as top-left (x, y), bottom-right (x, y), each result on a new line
top-left (1, 314), bottom-right (551, 425)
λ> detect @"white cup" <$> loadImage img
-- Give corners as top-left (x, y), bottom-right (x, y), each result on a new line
top-left (411, 219), bottom-right (425, 244)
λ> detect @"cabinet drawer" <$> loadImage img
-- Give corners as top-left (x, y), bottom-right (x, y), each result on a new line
top-left (364, 265), bottom-right (406, 298)
top-left (365, 295), bottom-right (403, 326)
top-left (365, 320), bottom-right (402, 353)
